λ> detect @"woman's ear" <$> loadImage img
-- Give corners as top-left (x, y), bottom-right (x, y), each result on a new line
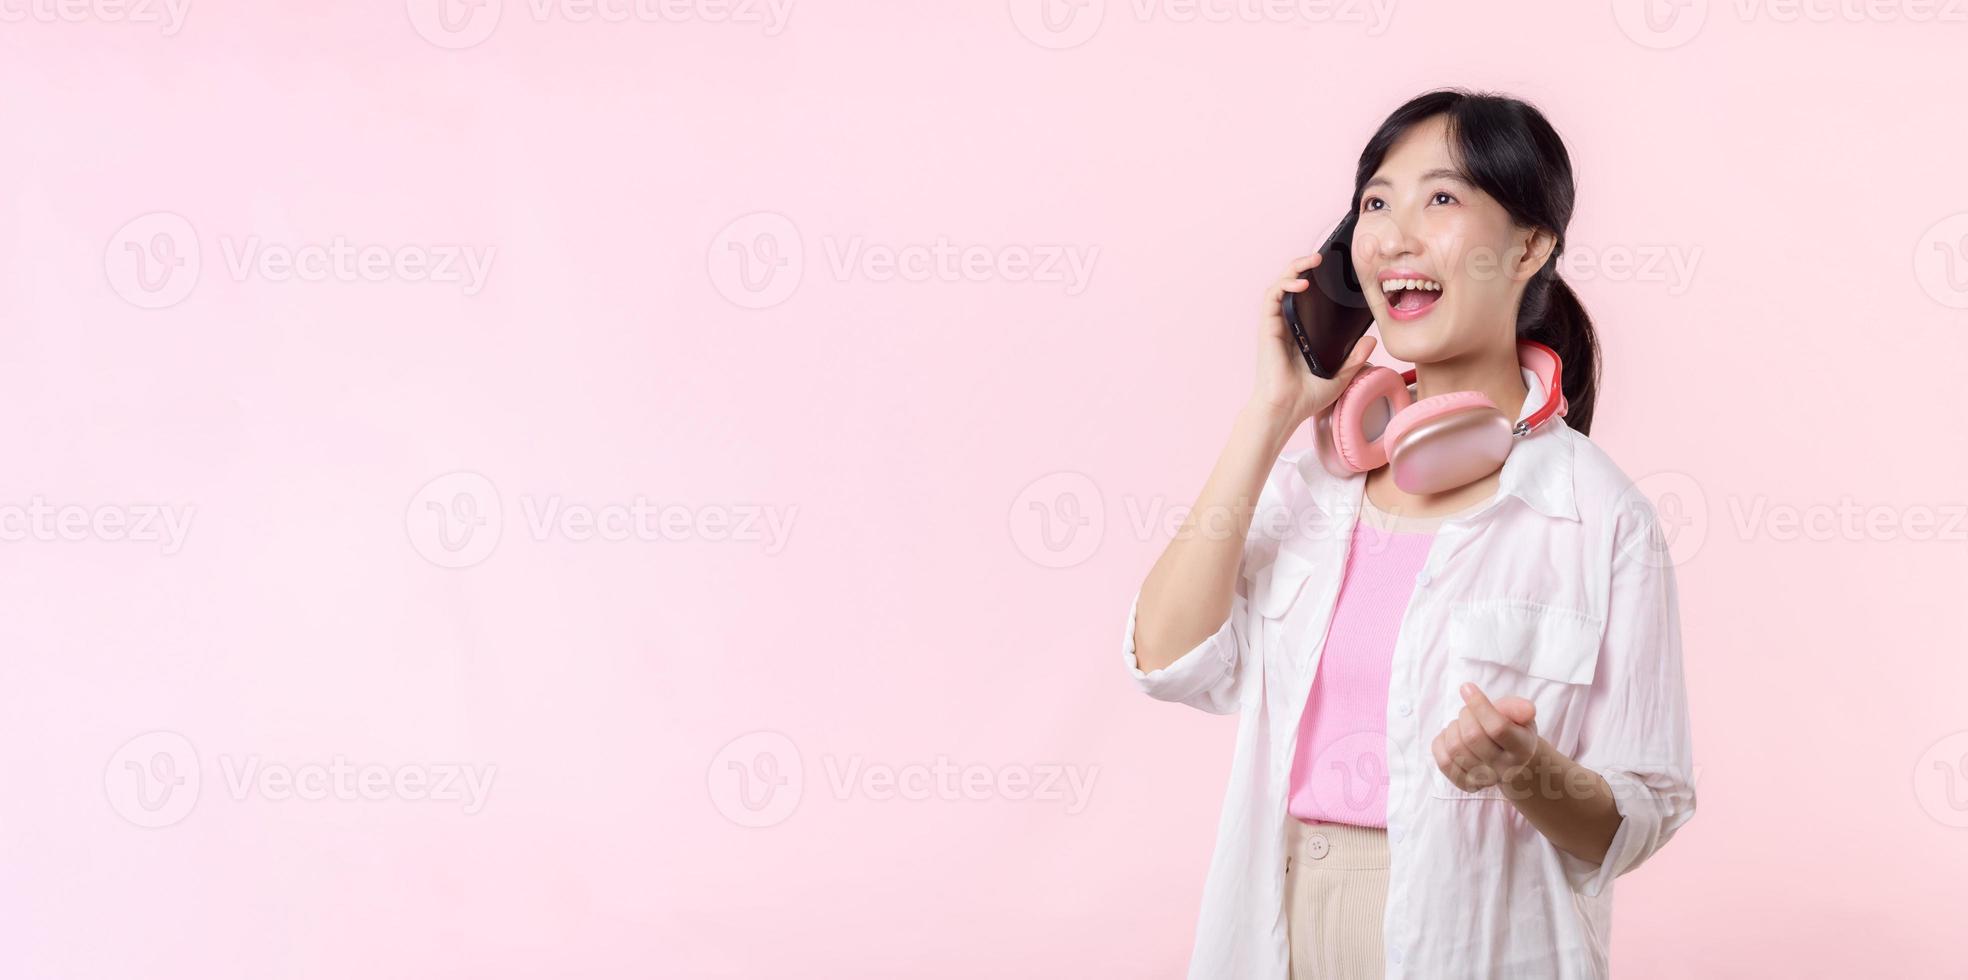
top-left (1511, 226), bottom-right (1560, 282)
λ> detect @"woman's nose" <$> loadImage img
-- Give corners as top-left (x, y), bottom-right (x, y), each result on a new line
top-left (1372, 214), bottom-right (1424, 260)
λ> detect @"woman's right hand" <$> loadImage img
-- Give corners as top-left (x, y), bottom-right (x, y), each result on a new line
top-left (1251, 252), bottom-right (1378, 427)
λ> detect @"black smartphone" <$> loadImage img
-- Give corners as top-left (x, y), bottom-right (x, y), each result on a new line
top-left (1282, 213), bottom-right (1374, 379)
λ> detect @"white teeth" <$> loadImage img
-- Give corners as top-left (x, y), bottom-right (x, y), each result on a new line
top-left (1381, 278), bottom-right (1441, 294)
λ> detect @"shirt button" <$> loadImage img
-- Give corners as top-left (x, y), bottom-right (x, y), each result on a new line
top-left (1388, 826), bottom-right (1404, 844)
top-left (1415, 568), bottom-right (1432, 587)
top-left (1391, 947), bottom-right (1405, 964)
top-left (1394, 699), bottom-right (1412, 717)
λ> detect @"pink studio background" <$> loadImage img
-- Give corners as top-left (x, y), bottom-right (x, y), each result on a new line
top-left (5, 2), bottom-right (1968, 977)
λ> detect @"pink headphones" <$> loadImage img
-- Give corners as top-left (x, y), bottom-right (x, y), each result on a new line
top-left (1311, 339), bottom-right (1568, 494)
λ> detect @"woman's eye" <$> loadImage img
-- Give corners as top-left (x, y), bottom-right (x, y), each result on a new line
top-left (1360, 197), bottom-right (1383, 213)
top-left (1431, 191), bottom-right (1457, 206)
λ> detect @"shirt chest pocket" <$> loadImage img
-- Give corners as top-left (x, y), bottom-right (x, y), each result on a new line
top-left (1428, 599), bottom-right (1604, 800)
top-left (1250, 542), bottom-right (1344, 710)
top-left (1255, 547), bottom-right (1321, 621)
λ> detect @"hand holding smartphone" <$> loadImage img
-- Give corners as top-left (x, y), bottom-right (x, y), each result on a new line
top-left (1282, 213), bottom-right (1375, 379)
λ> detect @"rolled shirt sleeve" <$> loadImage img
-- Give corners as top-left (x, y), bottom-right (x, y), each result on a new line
top-left (1118, 456), bottom-right (1296, 716)
top-left (1565, 504), bottom-right (1698, 898)
top-left (1120, 584), bottom-right (1250, 714)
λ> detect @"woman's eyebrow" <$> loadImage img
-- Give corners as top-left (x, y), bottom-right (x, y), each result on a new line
top-left (1361, 168), bottom-right (1470, 193)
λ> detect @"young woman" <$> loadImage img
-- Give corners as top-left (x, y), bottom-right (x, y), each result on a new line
top-left (1122, 89), bottom-right (1697, 979)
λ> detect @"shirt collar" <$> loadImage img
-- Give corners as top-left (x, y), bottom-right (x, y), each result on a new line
top-left (1291, 364), bottom-right (1580, 523)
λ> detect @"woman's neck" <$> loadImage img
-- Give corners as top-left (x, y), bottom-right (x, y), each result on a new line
top-left (1412, 343), bottom-right (1530, 421)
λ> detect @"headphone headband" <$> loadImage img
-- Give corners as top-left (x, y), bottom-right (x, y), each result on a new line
top-left (1394, 339), bottom-right (1567, 437)
top-left (1513, 339), bottom-right (1567, 434)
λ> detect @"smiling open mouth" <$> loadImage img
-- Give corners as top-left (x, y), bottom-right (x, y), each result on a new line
top-left (1381, 277), bottom-right (1442, 316)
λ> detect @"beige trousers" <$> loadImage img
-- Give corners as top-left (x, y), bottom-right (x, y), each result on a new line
top-left (1285, 816), bottom-right (1390, 980)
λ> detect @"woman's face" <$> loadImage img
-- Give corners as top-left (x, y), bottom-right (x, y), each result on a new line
top-left (1350, 115), bottom-right (1554, 365)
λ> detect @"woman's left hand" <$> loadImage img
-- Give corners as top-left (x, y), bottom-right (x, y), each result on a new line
top-left (1432, 682), bottom-right (1543, 791)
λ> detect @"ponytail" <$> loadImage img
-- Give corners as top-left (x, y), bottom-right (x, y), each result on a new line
top-left (1516, 261), bottom-right (1600, 436)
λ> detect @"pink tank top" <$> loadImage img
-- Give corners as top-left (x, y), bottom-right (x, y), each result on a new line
top-left (1285, 492), bottom-right (1484, 827)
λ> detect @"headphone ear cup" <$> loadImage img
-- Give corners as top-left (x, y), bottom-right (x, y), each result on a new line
top-left (1324, 366), bottom-right (1412, 473)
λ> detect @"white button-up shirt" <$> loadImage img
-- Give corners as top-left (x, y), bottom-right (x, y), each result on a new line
top-left (1122, 372), bottom-right (1697, 979)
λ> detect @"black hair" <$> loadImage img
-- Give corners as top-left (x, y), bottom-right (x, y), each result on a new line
top-left (1350, 88), bottom-right (1601, 435)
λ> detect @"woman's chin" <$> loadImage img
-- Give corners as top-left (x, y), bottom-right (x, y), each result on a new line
top-left (1374, 317), bottom-right (1456, 365)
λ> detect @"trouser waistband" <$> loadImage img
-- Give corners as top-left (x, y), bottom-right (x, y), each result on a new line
top-left (1288, 816), bottom-right (1390, 871)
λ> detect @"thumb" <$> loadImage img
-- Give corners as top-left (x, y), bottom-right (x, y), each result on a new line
top-left (1497, 696), bottom-right (1537, 727)
top-left (1345, 334), bottom-right (1378, 369)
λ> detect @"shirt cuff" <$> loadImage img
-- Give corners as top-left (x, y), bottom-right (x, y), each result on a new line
top-left (1120, 589), bottom-right (1238, 707)
top-left (1566, 769), bottom-right (1684, 898)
